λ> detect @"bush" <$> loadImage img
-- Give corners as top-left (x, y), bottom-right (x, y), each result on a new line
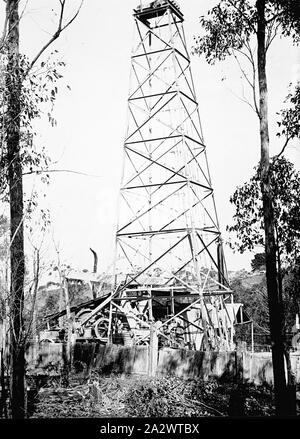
top-left (123, 376), bottom-right (223, 417)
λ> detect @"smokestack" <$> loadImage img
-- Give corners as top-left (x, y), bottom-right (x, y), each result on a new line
top-left (90, 248), bottom-right (98, 273)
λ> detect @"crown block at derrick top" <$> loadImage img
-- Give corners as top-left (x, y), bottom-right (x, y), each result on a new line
top-left (134, 0), bottom-right (184, 25)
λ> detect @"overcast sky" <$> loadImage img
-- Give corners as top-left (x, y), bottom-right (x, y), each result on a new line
top-left (7, 0), bottom-right (300, 274)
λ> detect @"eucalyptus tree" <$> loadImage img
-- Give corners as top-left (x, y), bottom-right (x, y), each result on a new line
top-left (228, 157), bottom-right (300, 267)
top-left (228, 157), bottom-right (300, 385)
top-left (193, 0), bottom-right (299, 415)
top-left (1, 0), bottom-right (83, 419)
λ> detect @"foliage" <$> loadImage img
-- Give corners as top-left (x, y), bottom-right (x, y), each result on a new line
top-left (228, 157), bottom-right (300, 335)
top-left (227, 157), bottom-right (300, 266)
top-left (124, 377), bottom-right (232, 417)
top-left (38, 290), bottom-right (60, 320)
top-left (277, 83), bottom-right (300, 146)
top-left (231, 273), bottom-right (269, 334)
top-left (280, 259), bottom-right (300, 331)
top-left (0, 50), bottom-right (67, 251)
top-left (231, 264), bottom-right (300, 335)
top-left (193, 0), bottom-right (300, 137)
top-left (67, 281), bottom-right (93, 307)
top-left (0, 51), bottom-right (65, 199)
top-left (193, 1), bottom-right (256, 64)
top-left (251, 252), bottom-right (266, 272)
top-left (124, 377), bottom-right (189, 417)
top-left (193, 0), bottom-right (300, 65)
top-left (271, 0), bottom-right (300, 43)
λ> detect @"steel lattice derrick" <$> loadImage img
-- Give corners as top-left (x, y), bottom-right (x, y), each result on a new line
top-left (106, 1), bottom-right (236, 351)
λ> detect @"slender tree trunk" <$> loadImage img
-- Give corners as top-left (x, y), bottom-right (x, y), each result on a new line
top-left (64, 275), bottom-right (72, 383)
top-left (256, 0), bottom-right (288, 416)
top-left (6, 0), bottom-right (26, 419)
top-left (60, 271), bottom-right (72, 386)
top-left (0, 347), bottom-right (8, 418)
top-left (277, 245), bottom-right (295, 386)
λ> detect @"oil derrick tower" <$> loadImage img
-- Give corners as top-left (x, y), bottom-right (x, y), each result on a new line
top-left (74, 0), bottom-right (236, 351)
top-left (104, 0), bottom-right (235, 351)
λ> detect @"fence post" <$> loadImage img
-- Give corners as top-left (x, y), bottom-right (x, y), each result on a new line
top-left (236, 348), bottom-right (244, 383)
top-left (152, 327), bottom-right (158, 376)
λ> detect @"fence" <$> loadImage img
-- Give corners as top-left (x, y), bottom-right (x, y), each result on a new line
top-left (26, 342), bottom-right (64, 376)
top-left (24, 342), bottom-right (300, 385)
top-left (242, 351), bottom-right (300, 385)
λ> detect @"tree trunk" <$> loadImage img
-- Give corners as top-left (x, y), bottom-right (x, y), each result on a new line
top-left (61, 273), bottom-right (72, 386)
top-left (6, 0), bottom-right (26, 419)
top-left (256, 0), bottom-right (288, 416)
top-left (0, 348), bottom-right (8, 418)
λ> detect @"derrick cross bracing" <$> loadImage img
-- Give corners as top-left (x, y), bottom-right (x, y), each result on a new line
top-left (76, 0), bottom-right (236, 351)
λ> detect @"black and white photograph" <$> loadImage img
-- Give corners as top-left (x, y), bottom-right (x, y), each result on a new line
top-left (0, 0), bottom-right (300, 431)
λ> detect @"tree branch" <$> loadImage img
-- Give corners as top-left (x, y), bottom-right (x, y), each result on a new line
top-left (0, 5), bottom-right (9, 51)
top-left (224, 81), bottom-right (258, 114)
top-left (272, 135), bottom-right (292, 163)
top-left (227, 48), bottom-right (259, 116)
top-left (232, 50), bottom-right (253, 89)
top-left (26, 0), bottom-right (83, 75)
top-left (266, 10), bottom-right (284, 25)
top-left (235, 47), bottom-right (253, 66)
top-left (22, 168), bottom-right (102, 178)
top-left (266, 20), bottom-right (280, 51)
top-left (244, 40), bottom-right (260, 116)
